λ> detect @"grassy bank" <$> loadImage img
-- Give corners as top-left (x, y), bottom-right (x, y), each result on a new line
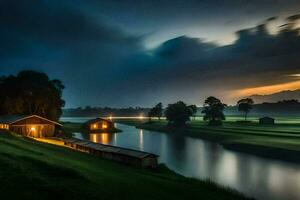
top-left (114, 118), bottom-right (300, 163)
top-left (0, 130), bottom-right (252, 200)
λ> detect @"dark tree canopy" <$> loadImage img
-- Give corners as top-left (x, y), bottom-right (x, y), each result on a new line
top-left (155, 103), bottom-right (163, 119)
top-left (148, 103), bottom-right (163, 121)
top-left (147, 107), bottom-right (155, 122)
top-left (0, 70), bottom-right (65, 121)
top-left (188, 105), bottom-right (197, 120)
top-left (165, 101), bottom-right (193, 126)
top-left (202, 96), bottom-right (226, 125)
top-left (237, 98), bottom-right (254, 121)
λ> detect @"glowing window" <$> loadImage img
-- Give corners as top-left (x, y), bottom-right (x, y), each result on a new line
top-left (102, 123), bottom-right (108, 129)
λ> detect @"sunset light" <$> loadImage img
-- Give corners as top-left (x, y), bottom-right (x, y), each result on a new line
top-left (236, 80), bottom-right (300, 97)
top-left (289, 74), bottom-right (300, 77)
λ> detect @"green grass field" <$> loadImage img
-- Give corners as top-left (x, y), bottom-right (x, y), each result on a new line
top-left (115, 116), bottom-right (300, 162)
top-left (0, 130), bottom-right (252, 200)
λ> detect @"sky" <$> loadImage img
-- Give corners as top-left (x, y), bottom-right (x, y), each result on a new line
top-left (1, 0), bottom-right (300, 108)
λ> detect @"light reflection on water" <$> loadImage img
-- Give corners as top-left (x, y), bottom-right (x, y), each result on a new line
top-left (89, 133), bottom-right (110, 144)
top-left (65, 118), bottom-right (300, 200)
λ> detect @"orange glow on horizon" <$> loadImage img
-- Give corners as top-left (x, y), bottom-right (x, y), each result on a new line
top-left (235, 80), bottom-right (300, 97)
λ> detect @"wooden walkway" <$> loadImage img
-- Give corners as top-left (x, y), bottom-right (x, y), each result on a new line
top-left (63, 138), bottom-right (158, 168)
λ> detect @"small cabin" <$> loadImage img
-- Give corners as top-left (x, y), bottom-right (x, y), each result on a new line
top-left (259, 117), bottom-right (275, 125)
top-left (0, 115), bottom-right (62, 138)
top-left (85, 118), bottom-right (119, 133)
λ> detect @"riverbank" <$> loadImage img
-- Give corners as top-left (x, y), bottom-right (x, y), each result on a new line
top-left (0, 129), bottom-right (252, 200)
top-left (114, 119), bottom-right (300, 163)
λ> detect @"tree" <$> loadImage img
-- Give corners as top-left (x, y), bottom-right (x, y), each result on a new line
top-left (147, 107), bottom-right (155, 122)
top-left (148, 103), bottom-right (163, 122)
top-left (0, 70), bottom-right (65, 121)
top-left (165, 101), bottom-right (193, 127)
top-left (188, 105), bottom-right (197, 120)
top-left (202, 96), bottom-right (226, 125)
top-left (237, 98), bottom-right (254, 121)
top-left (154, 103), bottom-right (163, 120)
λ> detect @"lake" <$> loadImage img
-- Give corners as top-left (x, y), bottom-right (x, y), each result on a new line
top-left (61, 117), bottom-right (300, 200)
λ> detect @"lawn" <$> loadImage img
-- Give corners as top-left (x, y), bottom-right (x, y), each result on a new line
top-left (114, 116), bottom-right (300, 162)
top-left (0, 130), bottom-right (252, 200)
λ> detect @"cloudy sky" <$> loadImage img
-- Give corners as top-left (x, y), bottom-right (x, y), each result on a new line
top-left (1, 0), bottom-right (300, 107)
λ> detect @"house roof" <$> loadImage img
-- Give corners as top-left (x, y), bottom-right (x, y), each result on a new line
top-left (64, 138), bottom-right (158, 159)
top-left (0, 115), bottom-right (62, 126)
top-left (259, 116), bottom-right (275, 120)
top-left (85, 117), bottom-right (112, 125)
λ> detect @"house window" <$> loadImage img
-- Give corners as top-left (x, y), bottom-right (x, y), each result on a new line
top-left (91, 123), bottom-right (98, 130)
top-left (102, 122), bottom-right (108, 129)
top-left (0, 124), bottom-right (8, 130)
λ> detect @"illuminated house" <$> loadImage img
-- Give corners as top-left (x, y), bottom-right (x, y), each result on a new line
top-left (85, 118), bottom-right (119, 133)
top-left (0, 115), bottom-right (62, 138)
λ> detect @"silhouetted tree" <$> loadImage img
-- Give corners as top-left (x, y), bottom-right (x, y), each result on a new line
top-left (237, 98), bottom-right (254, 121)
top-left (188, 105), bottom-right (197, 120)
top-left (154, 103), bottom-right (163, 120)
top-left (147, 107), bottom-right (155, 122)
top-left (165, 101), bottom-right (193, 127)
top-left (202, 96), bottom-right (226, 125)
top-left (0, 70), bottom-right (65, 121)
top-left (148, 103), bottom-right (163, 122)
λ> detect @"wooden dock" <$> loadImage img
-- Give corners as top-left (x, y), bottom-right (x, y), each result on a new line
top-left (63, 138), bottom-right (158, 168)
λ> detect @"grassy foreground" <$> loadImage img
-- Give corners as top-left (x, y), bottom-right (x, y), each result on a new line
top-left (115, 117), bottom-right (300, 162)
top-left (0, 130), bottom-right (252, 200)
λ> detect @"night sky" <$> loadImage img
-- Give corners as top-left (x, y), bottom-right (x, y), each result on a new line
top-left (1, 0), bottom-right (300, 107)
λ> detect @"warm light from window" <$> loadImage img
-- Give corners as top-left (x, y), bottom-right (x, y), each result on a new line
top-left (93, 124), bottom-right (97, 129)
top-left (102, 124), bottom-right (108, 129)
top-left (31, 127), bottom-right (36, 132)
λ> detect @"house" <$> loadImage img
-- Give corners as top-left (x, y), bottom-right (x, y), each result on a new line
top-left (259, 116), bottom-right (275, 125)
top-left (84, 118), bottom-right (120, 132)
top-left (0, 115), bottom-right (62, 137)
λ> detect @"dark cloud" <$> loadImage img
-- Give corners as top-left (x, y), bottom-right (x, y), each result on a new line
top-left (116, 15), bottom-right (300, 105)
top-left (286, 13), bottom-right (300, 21)
top-left (0, 0), bottom-right (144, 106)
top-left (0, 1), bottom-right (300, 107)
top-left (0, 0), bottom-right (143, 61)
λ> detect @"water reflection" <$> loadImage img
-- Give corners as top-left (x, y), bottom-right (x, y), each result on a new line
top-left (72, 123), bottom-right (300, 200)
top-left (139, 129), bottom-right (144, 151)
top-left (89, 133), bottom-right (113, 145)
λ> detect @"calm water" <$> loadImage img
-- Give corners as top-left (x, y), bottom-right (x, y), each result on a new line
top-left (61, 117), bottom-right (300, 200)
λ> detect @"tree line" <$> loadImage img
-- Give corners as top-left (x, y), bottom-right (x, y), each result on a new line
top-left (148, 97), bottom-right (255, 126)
top-left (0, 70), bottom-right (65, 121)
